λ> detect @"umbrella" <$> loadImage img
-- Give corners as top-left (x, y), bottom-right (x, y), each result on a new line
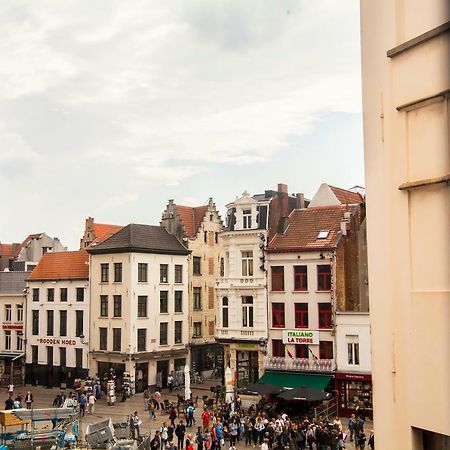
top-left (225, 367), bottom-right (234, 404)
top-left (184, 365), bottom-right (191, 401)
top-left (244, 383), bottom-right (285, 396)
top-left (276, 385), bottom-right (330, 402)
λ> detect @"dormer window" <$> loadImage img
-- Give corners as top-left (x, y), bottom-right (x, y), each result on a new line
top-left (243, 209), bottom-right (252, 229)
top-left (317, 230), bottom-right (330, 239)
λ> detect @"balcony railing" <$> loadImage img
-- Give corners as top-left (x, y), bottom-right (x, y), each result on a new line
top-left (264, 356), bottom-right (336, 372)
top-left (215, 328), bottom-right (266, 340)
top-left (216, 277), bottom-right (265, 289)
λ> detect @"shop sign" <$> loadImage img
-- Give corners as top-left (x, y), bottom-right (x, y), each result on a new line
top-left (336, 372), bottom-right (372, 382)
top-left (236, 343), bottom-right (256, 350)
top-left (37, 338), bottom-right (77, 346)
top-left (2, 323), bottom-right (23, 330)
top-left (282, 330), bottom-right (319, 345)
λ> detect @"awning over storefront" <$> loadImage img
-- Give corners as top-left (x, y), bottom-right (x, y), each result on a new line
top-left (258, 371), bottom-right (333, 391)
top-left (0, 352), bottom-right (25, 361)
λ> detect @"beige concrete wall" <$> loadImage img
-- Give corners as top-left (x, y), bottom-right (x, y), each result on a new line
top-left (360, 0), bottom-right (450, 447)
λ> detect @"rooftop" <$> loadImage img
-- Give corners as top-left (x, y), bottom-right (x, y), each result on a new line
top-left (0, 272), bottom-right (29, 294)
top-left (28, 251), bottom-right (89, 281)
top-left (174, 205), bottom-right (208, 239)
top-left (329, 185), bottom-right (364, 205)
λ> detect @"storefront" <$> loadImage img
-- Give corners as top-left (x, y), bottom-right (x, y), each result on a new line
top-left (335, 372), bottom-right (373, 419)
top-left (190, 343), bottom-right (223, 378)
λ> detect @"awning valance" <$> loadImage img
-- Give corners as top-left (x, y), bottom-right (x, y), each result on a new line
top-left (258, 371), bottom-right (333, 391)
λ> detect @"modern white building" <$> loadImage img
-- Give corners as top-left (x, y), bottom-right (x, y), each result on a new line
top-left (26, 251), bottom-right (90, 387)
top-left (88, 224), bottom-right (190, 392)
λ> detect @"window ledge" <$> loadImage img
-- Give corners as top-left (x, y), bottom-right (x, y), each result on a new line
top-left (112, 282), bottom-right (123, 284)
top-left (137, 281), bottom-right (149, 284)
top-left (160, 312), bottom-right (169, 315)
top-left (270, 290), bottom-right (285, 293)
top-left (174, 311), bottom-right (183, 315)
top-left (111, 316), bottom-right (122, 319)
top-left (99, 316), bottom-right (108, 319)
top-left (159, 282), bottom-right (169, 285)
top-left (316, 290), bottom-right (331, 293)
top-left (292, 290), bottom-right (308, 293)
top-left (192, 273), bottom-right (202, 276)
top-left (318, 328), bottom-right (333, 331)
top-left (137, 316), bottom-right (149, 319)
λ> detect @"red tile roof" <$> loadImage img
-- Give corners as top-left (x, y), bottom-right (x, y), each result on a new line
top-left (28, 250), bottom-right (89, 281)
top-left (329, 185), bottom-right (363, 205)
top-left (91, 223), bottom-right (123, 245)
top-left (0, 244), bottom-right (19, 258)
top-left (267, 205), bottom-right (351, 252)
top-left (175, 205), bottom-right (208, 239)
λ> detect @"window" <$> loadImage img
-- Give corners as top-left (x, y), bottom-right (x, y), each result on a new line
top-left (101, 263), bottom-right (109, 282)
top-left (17, 305), bottom-right (23, 322)
top-left (137, 329), bottom-right (146, 351)
top-left (317, 230), bottom-right (330, 239)
top-left (16, 331), bottom-right (23, 351)
top-left (32, 310), bottom-right (39, 335)
top-left (319, 341), bottom-right (333, 359)
top-left (318, 303), bottom-right (332, 329)
top-left (174, 291), bottom-right (183, 313)
top-left (60, 347), bottom-right (66, 366)
top-left (76, 287), bottom-right (84, 302)
top-left (60, 288), bottom-right (67, 302)
top-left (193, 257), bottom-right (201, 275)
top-left (243, 209), bottom-right (252, 229)
top-left (242, 296), bottom-right (254, 327)
top-left (295, 344), bottom-right (309, 359)
top-left (175, 265), bottom-right (183, 283)
top-left (47, 346), bottom-right (53, 366)
top-left (193, 287), bottom-right (201, 310)
top-left (272, 339), bottom-right (285, 357)
top-left (241, 251), bottom-right (253, 276)
top-left (99, 328), bottom-right (107, 350)
top-left (100, 295), bottom-right (108, 317)
top-left (222, 297), bottom-right (229, 328)
top-left (32, 288), bottom-right (39, 302)
top-left (75, 310), bottom-right (84, 337)
top-left (113, 295), bottom-right (122, 317)
top-left (193, 322), bottom-right (202, 337)
top-left (204, 231), bottom-right (207, 243)
top-left (138, 263), bottom-right (148, 282)
top-left (160, 322), bottom-right (168, 345)
top-left (215, 232), bottom-right (218, 244)
top-left (47, 288), bottom-right (54, 302)
top-left (42, 246), bottom-right (52, 255)
top-left (113, 328), bottom-right (121, 351)
top-left (47, 310), bottom-right (54, 336)
top-left (174, 321), bottom-right (182, 344)
top-left (137, 296), bottom-right (147, 318)
top-left (347, 335), bottom-right (360, 365)
top-left (220, 258), bottom-right (224, 276)
top-left (160, 291), bottom-right (168, 313)
top-left (271, 303), bottom-right (285, 328)
top-left (75, 348), bottom-right (83, 367)
top-left (60, 310), bottom-right (67, 337)
top-left (5, 331), bottom-right (11, 350)
top-left (31, 345), bottom-right (38, 364)
top-left (271, 266), bottom-right (284, 291)
top-left (294, 266), bottom-right (308, 291)
top-left (5, 305), bottom-right (11, 322)
top-left (294, 303), bottom-right (309, 328)
top-left (114, 263), bottom-right (122, 282)
top-left (160, 264), bottom-right (168, 283)
top-left (317, 264), bottom-right (331, 291)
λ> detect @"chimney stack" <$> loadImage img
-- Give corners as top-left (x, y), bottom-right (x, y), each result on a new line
top-left (277, 183), bottom-right (288, 194)
top-left (296, 193), bottom-right (305, 209)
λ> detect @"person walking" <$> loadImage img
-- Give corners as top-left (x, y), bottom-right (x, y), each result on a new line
top-left (195, 426), bottom-right (205, 450)
top-left (133, 411), bottom-right (141, 439)
top-left (348, 414), bottom-right (356, 442)
top-left (79, 393), bottom-right (87, 417)
top-left (161, 422), bottom-right (169, 446)
top-left (168, 374), bottom-right (174, 393)
top-left (151, 430), bottom-right (163, 450)
top-left (88, 393), bottom-right (96, 414)
top-left (176, 420), bottom-right (187, 449)
top-left (187, 403), bottom-right (196, 427)
top-left (149, 399), bottom-right (157, 420)
top-left (368, 430), bottom-right (374, 450)
top-left (25, 391), bottom-right (33, 410)
top-left (356, 431), bottom-right (367, 450)
top-left (154, 390), bottom-right (162, 410)
top-left (8, 383), bottom-right (14, 397)
top-left (169, 406), bottom-right (177, 427)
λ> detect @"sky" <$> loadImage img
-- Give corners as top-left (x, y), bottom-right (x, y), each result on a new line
top-left (0, 0), bottom-right (364, 250)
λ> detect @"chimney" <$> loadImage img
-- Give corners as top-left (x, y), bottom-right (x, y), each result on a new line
top-left (277, 183), bottom-right (288, 194)
top-left (277, 217), bottom-right (289, 235)
top-left (296, 193), bottom-right (305, 209)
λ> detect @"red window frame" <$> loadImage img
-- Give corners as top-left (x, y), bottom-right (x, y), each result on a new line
top-left (272, 303), bottom-right (285, 328)
top-left (294, 303), bottom-right (309, 328)
top-left (318, 303), bottom-right (332, 329)
top-left (319, 341), bottom-right (333, 359)
top-left (272, 339), bottom-right (285, 357)
top-left (295, 344), bottom-right (309, 359)
top-left (317, 264), bottom-right (331, 291)
top-left (271, 266), bottom-right (285, 291)
top-left (294, 265), bottom-right (308, 291)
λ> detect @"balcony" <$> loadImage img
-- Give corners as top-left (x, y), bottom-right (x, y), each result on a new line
top-left (215, 328), bottom-right (266, 341)
top-left (216, 277), bottom-right (265, 290)
top-left (264, 356), bottom-right (336, 372)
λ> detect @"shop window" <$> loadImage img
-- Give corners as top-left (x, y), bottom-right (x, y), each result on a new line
top-left (193, 257), bottom-right (201, 275)
top-left (100, 295), bottom-right (108, 317)
top-left (271, 266), bottom-right (285, 291)
top-left (193, 287), bottom-right (201, 310)
top-left (222, 297), bottom-right (229, 328)
top-left (294, 265), bottom-right (308, 291)
top-left (271, 303), bottom-right (285, 328)
top-left (242, 296), bottom-right (254, 327)
top-left (347, 335), bottom-right (360, 365)
top-left (160, 291), bottom-right (168, 313)
top-left (114, 263), bottom-right (122, 282)
top-left (319, 341), bottom-right (333, 359)
top-left (294, 303), bottom-right (309, 328)
top-left (241, 251), bottom-right (253, 276)
top-left (318, 303), bottom-right (332, 329)
top-left (138, 263), bottom-right (148, 282)
top-left (272, 339), bottom-right (285, 357)
top-left (175, 265), bottom-right (183, 283)
top-left (295, 344), bottom-right (309, 359)
top-left (317, 264), bottom-right (331, 291)
top-left (101, 263), bottom-right (109, 282)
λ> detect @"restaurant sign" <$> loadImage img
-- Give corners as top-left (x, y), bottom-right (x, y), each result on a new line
top-left (2, 324), bottom-right (23, 330)
top-left (282, 330), bottom-right (319, 345)
top-left (37, 338), bottom-right (77, 346)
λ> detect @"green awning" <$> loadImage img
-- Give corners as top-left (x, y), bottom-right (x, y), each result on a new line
top-left (258, 371), bottom-right (332, 391)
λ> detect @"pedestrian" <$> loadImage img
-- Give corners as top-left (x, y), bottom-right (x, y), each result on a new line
top-left (168, 374), bottom-right (174, 393)
top-left (176, 420), bottom-right (186, 449)
top-left (229, 420), bottom-right (238, 448)
top-left (25, 391), bottom-right (33, 410)
top-left (13, 397), bottom-right (21, 409)
top-left (368, 430), bottom-right (375, 449)
top-left (151, 430), bottom-right (163, 450)
top-left (195, 426), bottom-right (204, 450)
top-left (5, 395), bottom-right (14, 410)
top-left (149, 399), bottom-right (157, 420)
top-left (260, 437), bottom-right (269, 450)
top-left (169, 407), bottom-right (177, 427)
top-left (348, 414), bottom-right (356, 442)
top-left (186, 433), bottom-right (194, 450)
top-left (154, 390), bottom-right (162, 410)
top-left (8, 383), bottom-right (14, 397)
top-left (161, 421), bottom-right (169, 446)
top-left (88, 393), bottom-right (96, 414)
top-left (202, 408), bottom-right (211, 430)
top-left (79, 393), bottom-right (87, 416)
top-left (187, 403), bottom-right (196, 427)
top-left (356, 431), bottom-right (367, 450)
top-left (133, 411), bottom-right (141, 439)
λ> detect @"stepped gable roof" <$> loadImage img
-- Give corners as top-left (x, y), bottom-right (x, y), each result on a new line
top-left (329, 185), bottom-right (363, 204)
top-left (91, 222), bottom-right (123, 245)
top-left (267, 205), bottom-right (350, 252)
top-left (175, 205), bottom-right (208, 239)
top-left (88, 223), bottom-right (190, 255)
top-left (28, 250), bottom-right (89, 281)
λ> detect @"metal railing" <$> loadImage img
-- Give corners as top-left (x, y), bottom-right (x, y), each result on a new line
top-left (264, 356), bottom-right (336, 372)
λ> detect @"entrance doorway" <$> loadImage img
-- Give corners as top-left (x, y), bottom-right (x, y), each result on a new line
top-left (156, 360), bottom-right (169, 388)
top-left (236, 351), bottom-right (259, 388)
top-left (135, 363), bottom-right (148, 393)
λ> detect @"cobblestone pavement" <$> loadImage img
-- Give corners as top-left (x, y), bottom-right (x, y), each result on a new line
top-left (3, 382), bottom-right (374, 448)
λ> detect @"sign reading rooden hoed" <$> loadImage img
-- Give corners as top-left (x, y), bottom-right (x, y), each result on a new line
top-left (37, 338), bottom-right (77, 346)
top-left (282, 330), bottom-right (319, 345)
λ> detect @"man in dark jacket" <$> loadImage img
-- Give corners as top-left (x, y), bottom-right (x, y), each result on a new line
top-left (5, 396), bottom-right (14, 410)
top-left (176, 420), bottom-right (186, 449)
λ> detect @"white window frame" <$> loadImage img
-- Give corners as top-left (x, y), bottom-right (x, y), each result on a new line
top-left (242, 209), bottom-right (252, 229)
top-left (5, 305), bottom-right (12, 322)
top-left (5, 331), bottom-right (11, 350)
top-left (16, 331), bottom-right (23, 351)
top-left (17, 305), bottom-right (24, 322)
top-left (242, 296), bottom-right (254, 328)
top-left (347, 335), bottom-right (360, 366)
top-left (241, 251), bottom-right (254, 277)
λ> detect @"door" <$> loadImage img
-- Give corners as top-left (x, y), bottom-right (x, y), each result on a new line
top-left (135, 363), bottom-right (148, 393)
top-left (157, 360), bottom-right (169, 388)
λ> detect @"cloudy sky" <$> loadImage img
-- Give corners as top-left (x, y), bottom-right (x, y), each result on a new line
top-left (0, 0), bottom-right (363, 250)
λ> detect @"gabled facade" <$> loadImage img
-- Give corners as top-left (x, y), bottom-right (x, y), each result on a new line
top-left (80, 217), bottom-right (123, 249)
top-left (216, 184), bottom-right (304, 388)
top-left (26, 250), bottom-right (90, 387)
top-left (88, 224), bottom-right (190, 391)
top-left (161, 198), bottom-right (224, 376)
